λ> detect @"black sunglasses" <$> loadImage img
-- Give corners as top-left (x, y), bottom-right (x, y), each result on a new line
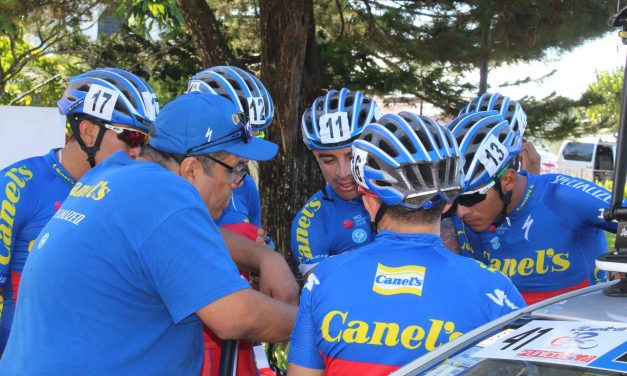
top-left (203, 155), bottom-right (248, 185)
top-left (456, 180), bottom-right (496, 207)
top-left (186, 112), bottom-right (252, 154)
top-left (103, 124), bottom-right (149, 148)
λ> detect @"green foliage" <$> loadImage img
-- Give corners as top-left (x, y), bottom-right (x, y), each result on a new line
top-left (578, 68), bottom-right (623, 133)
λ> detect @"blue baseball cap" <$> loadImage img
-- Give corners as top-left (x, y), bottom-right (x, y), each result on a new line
top-left (149, 91), bottom-right (278, 161)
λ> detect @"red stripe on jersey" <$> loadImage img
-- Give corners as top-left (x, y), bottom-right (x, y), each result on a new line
top-left (323, 356), bottom-right (400, 376)
top-left (11, 271), bottom-right (22, 303)
top-left (522, 278), bottom-right (589, 305)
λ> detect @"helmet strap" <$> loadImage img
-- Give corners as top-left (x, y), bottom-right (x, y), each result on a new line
top-left (370, 201), bottom-right (388, 235)
top-left (493, 176), bottom-right (513, 227)
top-left (74, 124), bottom-right (107, 168)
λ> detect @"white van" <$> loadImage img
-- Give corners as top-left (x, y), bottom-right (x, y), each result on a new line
top-left (556, 135), bottom-right (617, 181)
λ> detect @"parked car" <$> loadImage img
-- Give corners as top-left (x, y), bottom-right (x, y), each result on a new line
top-left (557, 136), bottom-right (616, 181)
top-left (391, 271), bottom-right (627, 376)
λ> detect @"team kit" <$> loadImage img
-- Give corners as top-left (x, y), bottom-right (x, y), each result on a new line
top-left (0, 67), bottom-right (619, 375)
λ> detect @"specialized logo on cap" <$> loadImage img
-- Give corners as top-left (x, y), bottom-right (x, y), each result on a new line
top-left (373, 263), bottom-right (425, 297)
top-left (205, 127), bottom-right (213, 143)
top-left (37, 233), bottom-right (49, 250)
top-left (352, 228), bottom-right (367, 244)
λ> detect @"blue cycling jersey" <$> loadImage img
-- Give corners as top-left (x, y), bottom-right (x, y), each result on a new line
top-left (0, 149), bottom-right (75, 353)
top-left (455, 172), bottom-right (617, 303)
top-left (288, 231), bottom-right (525, 374)
top-left (291, 186), bottom-right (372, 275)
top-left (216, 175), bottom-right (261, 227)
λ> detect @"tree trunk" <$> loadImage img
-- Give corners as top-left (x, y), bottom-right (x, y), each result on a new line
top-left (478, 8), bottom-right (492, 95)
top-left (258, 0), bottom-right (322, 278)
top-left (176, 0), bottom-right (240, 67)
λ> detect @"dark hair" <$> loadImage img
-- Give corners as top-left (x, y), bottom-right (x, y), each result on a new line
top-left (385, 200), bottom-right (447, 224)
top-left (139, 144), bottom-right (228, 175)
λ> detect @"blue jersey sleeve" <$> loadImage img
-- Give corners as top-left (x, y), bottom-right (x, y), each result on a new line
top-left (472, 261), bottom-right (527, 318)
top-left (291, 192), bottom-right (331, 276)
top-left (288, 274), bottom-right (325, 370)
top-left (141, 205), bottom-right (250, 323)
top-left (0, 165), bottom-right (34, 288)
top-left (549, 177), bottom-right (618, 233)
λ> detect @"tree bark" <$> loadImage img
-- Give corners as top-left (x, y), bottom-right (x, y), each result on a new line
top-left (478, 6), bottom-right (492, 95)
top-left (176, 0), bottom-right (240, 67)
top-left (259, 0), bottom-right (322, 279)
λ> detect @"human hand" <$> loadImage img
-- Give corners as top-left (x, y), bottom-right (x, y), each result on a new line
top-left (519, 138), bottom-right (541, 175)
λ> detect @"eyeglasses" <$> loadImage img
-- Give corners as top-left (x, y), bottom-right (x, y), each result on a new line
top-left (203, 155), bottom-right (248, 185)
top-left (186, 112), bottom-right (252, 154)
top-left (103, 123), bottom-right (149, 148)
top-left (456, 180), bottom-right (496, 207)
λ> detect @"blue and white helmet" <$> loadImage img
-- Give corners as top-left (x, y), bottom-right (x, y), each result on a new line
top-left (459, 92), bottom-right (527, 138)
top-left (302, 88), bottom-right (380, 150)
top-left (448, 111), bottom-right (522, 192)
top-left (57, 68), bottom-right (158, 133)
top-left (351, 111), bottom-right (462, 209)
top-left (188, 66), bottom-right (274, 131)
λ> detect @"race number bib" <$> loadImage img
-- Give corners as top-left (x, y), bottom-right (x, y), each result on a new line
top-left (141, 91), bottom-right (159, 120)
top-left (319, 112), bottom-right (350, 144)
top-left (477, 134), bottom-right (508, 176)
top-left (83, 84), bottom-right (119, 121)
top-left (247, 97), bottom-right (266, 126)
top-left (351, 146), bottom-right (368, 187)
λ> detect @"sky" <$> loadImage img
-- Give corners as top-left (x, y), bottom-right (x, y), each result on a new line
top-left (487, 32), bottom-right (626, 100)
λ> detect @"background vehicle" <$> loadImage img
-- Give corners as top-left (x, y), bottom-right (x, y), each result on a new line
top-left (538, 149), bottom-right (558, 174)
top-left (557, 135), bottom-right (617, 181)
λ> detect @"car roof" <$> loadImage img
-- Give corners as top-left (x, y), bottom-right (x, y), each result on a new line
top-left (392, 280), bottom-right (627, 375)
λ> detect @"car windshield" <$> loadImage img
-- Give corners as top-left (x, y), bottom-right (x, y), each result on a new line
top-left (563, 142), bottom-right (594, 162)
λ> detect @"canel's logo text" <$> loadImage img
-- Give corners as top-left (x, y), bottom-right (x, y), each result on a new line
top-left (0, 166), bottom-right (34, 265)
top-left (372, 263), bottom-right (425, 297)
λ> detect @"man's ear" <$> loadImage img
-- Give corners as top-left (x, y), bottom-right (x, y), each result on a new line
top-left (179, 157), bottom-right (203, 184)
top-left (362, 195), bottom-right (382, 219)
top-left (500, 168), bottom-right (517, 192)
top-left (78, 120), bottom-right (100, 147)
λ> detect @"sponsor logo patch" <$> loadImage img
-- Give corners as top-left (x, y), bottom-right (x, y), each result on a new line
top-left (352, 228), bottom-right (367, 243)
top-left (372, 263), bottom-right (425, 297)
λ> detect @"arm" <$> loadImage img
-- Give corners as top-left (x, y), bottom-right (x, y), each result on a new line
top-left (440, 217), bottom-right (460, 254)
top-left (519, 139), bottom-right (541, 175)
top-left (196, 288), bottom-right (296, 342)
top-left (288, 364), bottom-right (325, 376)
top-left (220, 228), bottom-right (299, 306)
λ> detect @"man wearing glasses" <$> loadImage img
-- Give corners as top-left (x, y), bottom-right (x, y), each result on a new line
top-left (448, 109), bottom-right (618, 304)
top-left (0, 91), bottom-right (296, 374)
top-left (0, 67), bottom-right (156, 354)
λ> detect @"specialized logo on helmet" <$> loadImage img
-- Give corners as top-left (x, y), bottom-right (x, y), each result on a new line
top-left (372, 263), bottom-right (425, 297)
top-left (352, 228), bottom-right (367, 244)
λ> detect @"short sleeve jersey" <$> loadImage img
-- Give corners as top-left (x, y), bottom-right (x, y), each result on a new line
top-left (0, 149), bottom-right (75, 352)
top-left (455, 172), bottom-right (616, 299)
top-left (288, 231), bottom-right (525, 375)
top-left (0, 151), bottom-right (249, 375)
top-left (216, 175), bottom-right (261, 227)
top-left (291, 186), bottom-right (373, 276)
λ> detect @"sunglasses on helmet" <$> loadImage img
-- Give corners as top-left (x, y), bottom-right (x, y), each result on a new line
top-left (186, 112), bottom-right (252, 154)
top-left (456, 180), bottom-right (496, 208)
top-left (103, 123), bottom-right (149, 148)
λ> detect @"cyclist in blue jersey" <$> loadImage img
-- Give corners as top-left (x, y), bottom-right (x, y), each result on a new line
top-left (291, 88), bottom-right (380, 279)
top-left (288, 111), bottom-right (525, 376)
top-left (0, 68), bottom-right (157, 354)
top-left (448, 94), bottom-right (619, 304)
top-left (0, 92), bottom-right (296, 375)
top-left (187, 66), bottom-right (278, 376)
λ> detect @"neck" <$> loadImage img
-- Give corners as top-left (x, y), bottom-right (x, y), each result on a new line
top-left (377, 215), bottom-right (440, 235)
top-left (506, 173), bottom-right (527, 214)
top-left (136, 156), bottom-right (181, 174)
top-left (59, 141), bottom-right (92, 181)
